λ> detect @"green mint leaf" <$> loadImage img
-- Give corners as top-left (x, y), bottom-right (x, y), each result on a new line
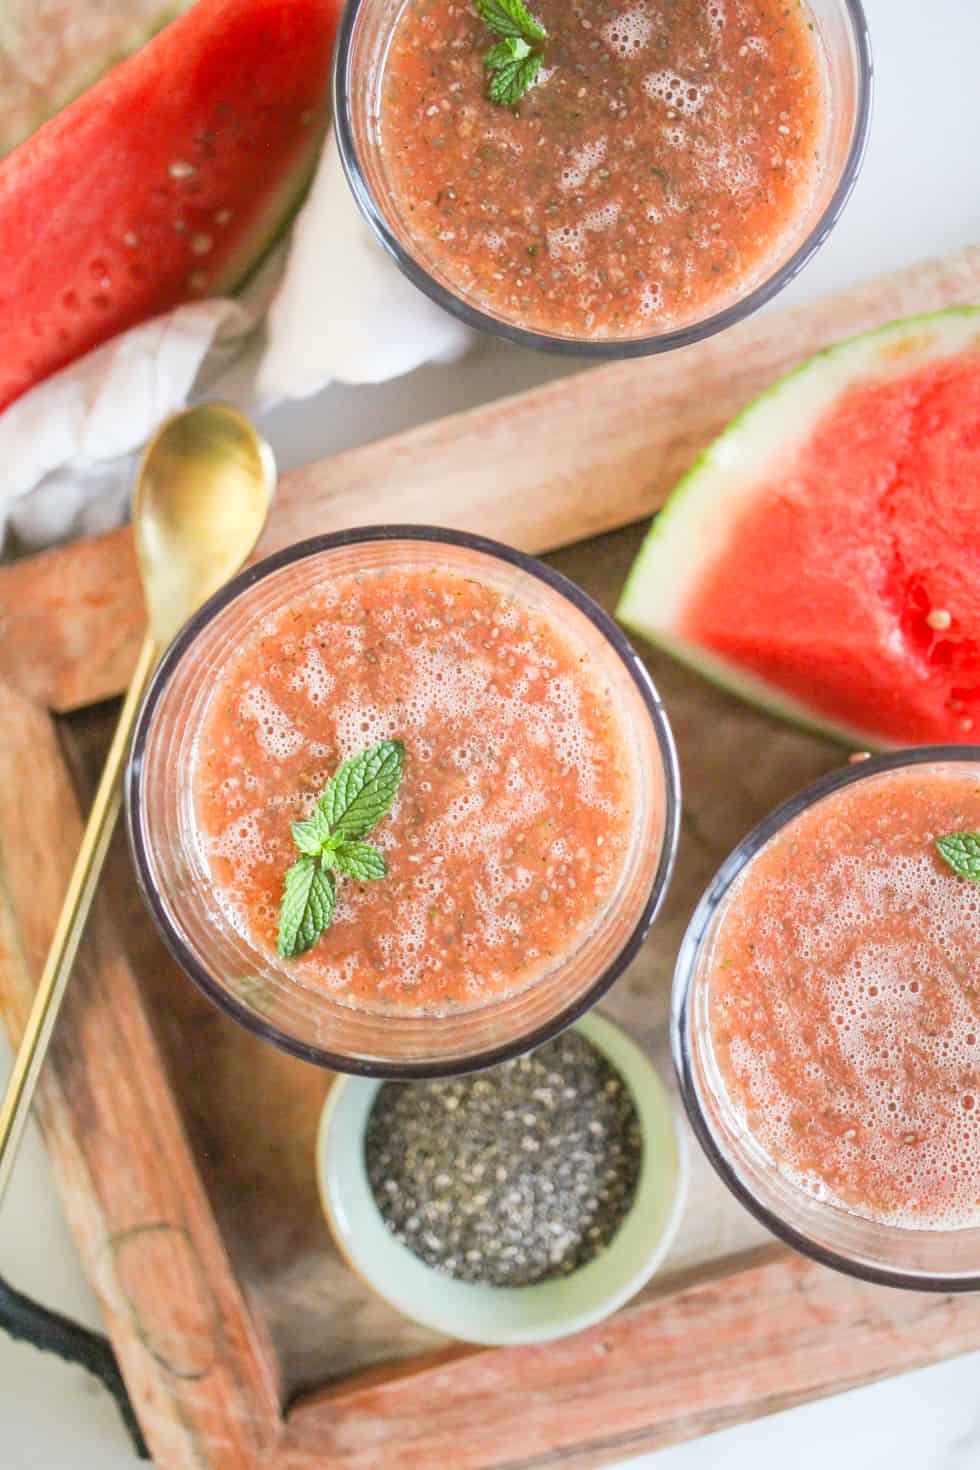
top-left (488, 51), bottom-right (541, 106)
top-left (290, 808), bottom-right (332, 856)
top-left (474, 0), bottom-right (545, 44)
top-left (332, 842), bottom-right (388, 882)
top-left (936, 832), bottom-right (980, 882)
top-left (277, 740), bottom-right (405, 959)
top-left (277, 857), bottom-right (336, 957)
top-left (318, 739), bottom-right (405, 840)
top-left (476, 0), bottom-right (545, 109)
top-left (485, 36), bottom-right (530, 67)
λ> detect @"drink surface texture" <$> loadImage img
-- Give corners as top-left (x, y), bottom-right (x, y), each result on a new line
top-left (379, 0), bottom-right (827, 336)
top-left (194, 565), bottom-right (634, 1014)
top-left (708, 765), bottom-right (980, 1229)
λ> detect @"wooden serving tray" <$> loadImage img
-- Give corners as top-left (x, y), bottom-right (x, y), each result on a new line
top-left (2, 247), bottom-right (980, 1470)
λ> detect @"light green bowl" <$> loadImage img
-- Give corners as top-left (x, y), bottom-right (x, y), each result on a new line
top-left (315, 1012), bottom-right (688, 1346)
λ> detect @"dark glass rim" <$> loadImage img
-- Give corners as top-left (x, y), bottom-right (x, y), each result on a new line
top-left (127, 524), bottom-right (681, 1078)
top-left (332, 0), bottom-right (873, 359)
top-left (672, 744), bottom-right (980, 1292)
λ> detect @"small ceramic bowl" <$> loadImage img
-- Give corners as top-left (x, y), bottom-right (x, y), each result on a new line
top-left (316, 1012), bottom-right (688, 1345)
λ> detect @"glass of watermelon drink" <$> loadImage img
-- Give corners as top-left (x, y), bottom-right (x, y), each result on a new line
top-left (674, 748), bottom-right (980, 1290)
top-left (126, 527), bottom-right (679, 1077)
top-left (334, 0), bottom-right (871, 358)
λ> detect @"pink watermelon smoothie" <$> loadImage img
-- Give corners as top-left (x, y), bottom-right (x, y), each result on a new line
top-left (683, 353), bottom-right (980, 745)
top-left (192, 563), bottom-right (636, 1015)
top-left (707, 763), bottom-right (980, 1229)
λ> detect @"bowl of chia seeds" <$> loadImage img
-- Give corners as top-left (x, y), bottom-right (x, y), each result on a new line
top-left (315, 1012), bottom-right (687, 1345)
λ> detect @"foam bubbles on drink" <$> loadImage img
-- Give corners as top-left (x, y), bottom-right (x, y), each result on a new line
top-left (643, 71), bottom-right (709, 116)
top-left (639, 282), bottom-right (664, 317)
top-left (693, 138), bottom-right (759, 199)
top-left (710, 772), bottom-right (980, 1230)
top-left (205, 810), bottom-right (271, 895)
top-left (193, 565), bottom-right (634, 1016)
top-left (601, 7), bottom-right (653, 59)
top-left (558, 138), bottom-right (607, 192)
top-left (582, 203), bottom-right (621, 233)
top-left (239, 685), bottom-right (304, 759)
top-left (547, 222), bottom-right (585, 260)
top-left (289, 644), bottom-right (336, 706)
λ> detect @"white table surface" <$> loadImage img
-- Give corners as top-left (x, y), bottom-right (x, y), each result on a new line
top-left (3, 1), bottom-right (980, 1465)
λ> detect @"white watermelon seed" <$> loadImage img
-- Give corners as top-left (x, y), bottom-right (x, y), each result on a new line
top-left (191, 234), bottom-right (213, 256)
top-left (169, 160), bottom-right (196, 179)
top-left (926, 609), bottom-right (952, 631)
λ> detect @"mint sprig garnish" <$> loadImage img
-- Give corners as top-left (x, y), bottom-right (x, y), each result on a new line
top-left (332, 842), bottom-right (388, 882)
top-left (278, 859), bottom-right (336, 958)
top-left (936, 831), bottom-right (980, 882)
top-left (290, 809), bottom-right (332, 856)
top-left (277, 739), bottom-right (404, 958)
top-left (486, 35), bottom-right (531, 66)
top-left (475, 0), bottom-right (544, 43)
top-left (319, 739), bottom-right (405, 838)
top-left (475, 0), bottom-right (545, 107)
top-left (488, 48), bottom-right (542, 106)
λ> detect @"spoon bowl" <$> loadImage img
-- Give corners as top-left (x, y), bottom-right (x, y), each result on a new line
top-left (136, 402), bottom-right (276, 645)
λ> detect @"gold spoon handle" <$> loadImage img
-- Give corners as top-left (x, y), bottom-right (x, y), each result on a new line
top-left (0, 634), bottom-right (158, 1207)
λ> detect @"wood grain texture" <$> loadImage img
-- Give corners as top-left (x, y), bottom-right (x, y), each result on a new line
top-left (2, 244), bottom-right (980, 714)
top-left (282, 1249), bottom-right (980, 1469)
top-left (0, 681), bottom-right (281, 1470)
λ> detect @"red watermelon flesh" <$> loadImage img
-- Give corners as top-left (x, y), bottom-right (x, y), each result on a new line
top-left (0, 0), bottom-right (341, 414)
top-left (686, 356), bottom-right (980, 744)
top-left (617, 309), bottom-right (980, 749)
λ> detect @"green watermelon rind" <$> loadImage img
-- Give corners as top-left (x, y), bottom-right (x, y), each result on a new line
top-left (616, 305), bottom-right (980, 750)
top-left (214, 108), bottom-right (329, 296)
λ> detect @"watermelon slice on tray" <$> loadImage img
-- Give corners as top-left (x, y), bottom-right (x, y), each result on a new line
top-left (0, 0), bottom-right (341, 413)
top-left (618, 308), bottom-right (980, 749)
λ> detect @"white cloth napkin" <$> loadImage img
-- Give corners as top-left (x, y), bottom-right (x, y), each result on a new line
top-left (0, 131), bottom-right (474, 552)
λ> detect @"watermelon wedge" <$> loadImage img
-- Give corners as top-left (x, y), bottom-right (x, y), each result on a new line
top-left (0, 0), bottom-right (341, 414)
top-left (618, 308), bottom-right (980, 749)
top-left (0, 1), bottom-right (193, 159)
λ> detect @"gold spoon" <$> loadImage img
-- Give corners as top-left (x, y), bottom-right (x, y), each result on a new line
top-left (0, 402), bottom-right (275, 1205)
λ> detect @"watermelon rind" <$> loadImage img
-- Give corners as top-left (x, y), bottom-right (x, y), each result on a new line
top-left (0, 1), bottom-right (192, 159)
top-left (616, 305), bottom-right (980, 750)
top-left (213, 110), bottom-right (329, 297)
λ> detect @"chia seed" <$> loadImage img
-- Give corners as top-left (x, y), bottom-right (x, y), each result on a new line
top-left (365, 1031), bottom-right (642, 1287)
